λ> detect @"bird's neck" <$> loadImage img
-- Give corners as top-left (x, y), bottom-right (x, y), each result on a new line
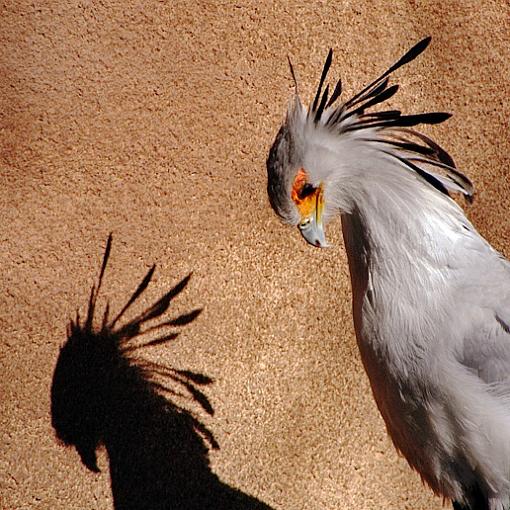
top-left (339, 178), bottom-right (468, 311)
top-left (339, 180), bottom-right (472, 377)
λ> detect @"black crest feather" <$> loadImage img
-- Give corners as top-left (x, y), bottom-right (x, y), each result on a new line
top-left (307, 37), bottom-right (473, 201)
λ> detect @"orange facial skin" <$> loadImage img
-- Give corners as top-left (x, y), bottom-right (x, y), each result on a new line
top-left (291, 168), bottom-right (321, 219)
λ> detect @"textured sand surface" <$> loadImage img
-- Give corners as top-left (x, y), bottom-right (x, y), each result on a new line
top-left (2, 2), bottom-right (510, 509)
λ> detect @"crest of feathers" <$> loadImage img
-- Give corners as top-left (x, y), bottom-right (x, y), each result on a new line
top-left (51, 234), bottom-right (217, 473)
top-left (289, 37), bottom-right (474, 201)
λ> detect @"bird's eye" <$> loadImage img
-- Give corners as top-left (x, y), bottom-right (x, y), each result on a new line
top-left (299, 183), bottom-right (316, 199)
top-left (298, 217), bottom-right (311, 229)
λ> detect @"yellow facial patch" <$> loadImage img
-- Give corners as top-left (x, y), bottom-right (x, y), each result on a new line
top-left (291, 168), bottom-right (323, 219)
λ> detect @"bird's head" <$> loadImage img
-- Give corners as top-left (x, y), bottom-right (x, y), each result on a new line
top-left (266, 97), bottom-right (330, 248)
top-left (266, 38), bottom-right (474, 249)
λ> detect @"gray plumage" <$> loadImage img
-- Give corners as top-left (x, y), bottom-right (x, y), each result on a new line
top-left (266, 37), bottom-right (510, 510)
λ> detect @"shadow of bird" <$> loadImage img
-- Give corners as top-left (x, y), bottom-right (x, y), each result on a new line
top-left (50, 234), bottom-right (272, 510)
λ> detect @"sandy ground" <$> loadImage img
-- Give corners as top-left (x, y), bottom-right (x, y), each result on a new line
top-left (2, 1), bottom-right (510, 509)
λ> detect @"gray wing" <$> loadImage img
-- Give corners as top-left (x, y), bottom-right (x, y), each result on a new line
top-left (457, 248), bottom-right (510, 388)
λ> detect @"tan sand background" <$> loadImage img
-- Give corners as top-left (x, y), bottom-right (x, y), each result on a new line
top-left (1, 1), bottom-right (509, 509)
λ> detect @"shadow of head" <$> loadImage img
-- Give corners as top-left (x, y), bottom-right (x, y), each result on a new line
top-left (50, 235), bottom-right (272, 510)
top-left (50, 234), bottom-right (214, 469)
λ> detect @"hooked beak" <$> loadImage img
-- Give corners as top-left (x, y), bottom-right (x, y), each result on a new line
top-left (297, 186), bottom-right (328, 248)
